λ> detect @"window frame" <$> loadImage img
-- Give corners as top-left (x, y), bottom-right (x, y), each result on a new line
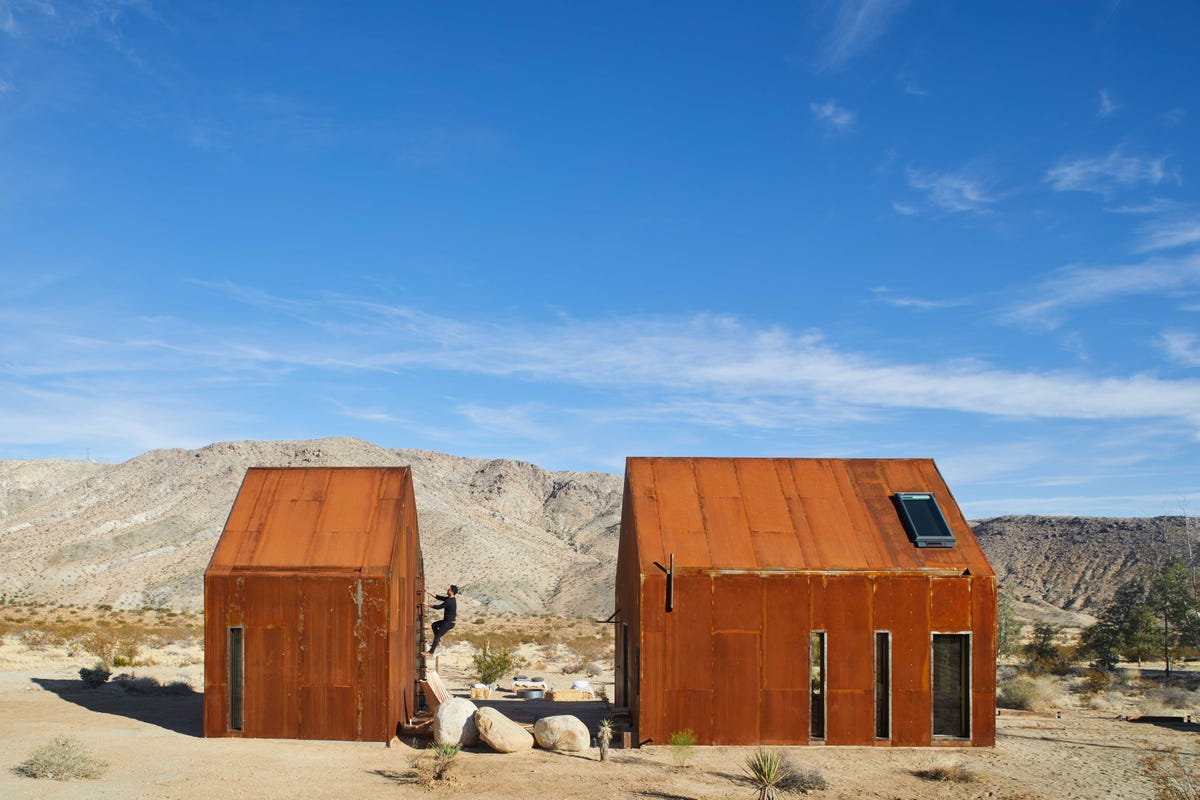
top-left (809, 630), bottom-right (826, 741)
top-left (930, 631), bottom-right (971, 740)
top-left (874, 630), bottom-right (892, 740)
top-left (228, 626), bottom-right (245, 733)
top-left (894, 492), bottom-right (957, 548)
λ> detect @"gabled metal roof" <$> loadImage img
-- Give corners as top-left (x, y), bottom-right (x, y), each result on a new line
top-left (206, 466), bottom-right (415, 576)
top-left (623, 457), bottom-right (994, 576)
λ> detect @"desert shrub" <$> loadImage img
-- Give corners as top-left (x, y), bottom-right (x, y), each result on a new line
top-left (668, 728), bottom-right (697, 767)
top-left (13, 736), bottom-right (107, 780)
top-left (1143, 684), bottom-right (1198, 710)
top-left (779, 756), bottom-right (828, 794)
top-left (471, 641), bottom-right (525, 685)
top-left (110, 674), bottom-right (192, 695)
top-left (563, 633), bottom-right (610, 664)
top-left (80, 627), bottom-right (143, 668)
top-left (20, 628), bottom-right (51, 650)
top-left (914, 761), bottom-right (977, 783)
top-left (78, 664), bottom-right (111, 689)
top-left (1078, 669), bottom-right (1112, 699)
top-left (1142, 745), bottom-right (1200, 800)
top-left (999, 674), bottom-right (1058, 711)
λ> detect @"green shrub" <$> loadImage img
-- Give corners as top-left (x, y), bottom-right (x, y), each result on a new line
top-left (430, 742), bottom-right (460, 780)
top-left (471, 641), bottom-right (525, 685)
top-left (13, 736), bottom-right (107, 780)
top-left (1078, 669), bottom-right (1112, 699)
top-left (668, 728), bottom-right (697, 767)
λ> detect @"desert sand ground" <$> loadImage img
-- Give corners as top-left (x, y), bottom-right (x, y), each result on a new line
top-left (1, 621), bottom-right (1198, 800)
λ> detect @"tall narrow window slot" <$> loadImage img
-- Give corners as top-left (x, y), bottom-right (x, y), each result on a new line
top-left (228, 627), bottom-right (244, 732)
top-left (810, 631), bottom-right (826, 740)
top-left (932, 634), bottom-right (970, 738)
top-left (875, 631), bottom-right (891, 739)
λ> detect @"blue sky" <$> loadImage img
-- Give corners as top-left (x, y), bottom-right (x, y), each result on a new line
top-left (1, 1), bottom-right (1198, 518)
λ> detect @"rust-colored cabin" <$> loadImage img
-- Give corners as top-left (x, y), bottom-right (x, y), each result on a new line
top-left (204, 467), bottom-right (423, 742)
top-left (614, 457), bottom-right (996, 747)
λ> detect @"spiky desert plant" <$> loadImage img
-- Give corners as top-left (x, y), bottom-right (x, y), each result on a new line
top-left (744, 748), bottom-right (786, 800)
top-left (597, 717), bottom-right (613, 761)
top-left (430, 742), bottom-right (460, 781)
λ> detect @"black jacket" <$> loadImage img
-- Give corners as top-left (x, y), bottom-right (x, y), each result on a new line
top-left (433, 594), bottom-right (457, 624)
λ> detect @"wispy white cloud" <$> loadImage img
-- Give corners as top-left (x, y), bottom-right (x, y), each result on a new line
top-left (818, 0), bottom-right (909, 70)
top-left (1097, 89), bottom-right (1117, 118)
top-left (1107, 197), bottom-right (1179, 215)
top-left (809, 99), bottom-right (855, 134)
top-left (870, 286), bottom-right (972, 310)
top-left (891, 201), bottom-right (917, 216)
top-left (1003, 251), bottom-right (1200, 329)
top-left (1046, 148), bottom-right (1180, 196)
top-left (906, 167), bottom-right (995, 214)
top-left (1136, 214), bottom-right (1200, 253)
top-left (1159, 331), bottom-right (1200, 367)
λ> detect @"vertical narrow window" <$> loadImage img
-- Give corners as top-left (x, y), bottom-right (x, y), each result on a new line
top-left (932, 634), bottom-right (970, 738)
top-left (809, 631), bottom-right (826, 739)
top-left (875, 631), bottom-right (891, 739)
top-left (228, 627), bottom-right (244, 732)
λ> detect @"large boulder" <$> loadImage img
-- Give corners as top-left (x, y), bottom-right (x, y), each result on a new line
top-left (474, 707), bottom-right (534, 753)
top-left (532, 715), bottom-right (590, 752)
top-left (433, 698), bottom-right (479, 746)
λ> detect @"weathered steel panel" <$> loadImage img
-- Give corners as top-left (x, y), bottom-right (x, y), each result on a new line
top-left (825, 576), bottom-right (873, 692)
top-left (931, 578), bottom-right (972, 631)
top-left (889, 576), bottom-right (932, 745)
top-left (736, 460), bottom-right (793, 532)
top-left (664, 689), bottom-right (713, 745)
top-left (701, 496), bottom-right (756, 568)
top-left (971, 576), bottom-right (998, 746)
top-left (668, 574), bottom-right (713, 691)
top-left (712, 631), bottom-right (760, 745)
top-left (760, 690), bottom-right (807, 744)
top-left (763, 575), bottom-right (809, 690)
top-left (652, 459), bottom-right (710, 569)
top-left (826, 690), bottom-right (873, 745)
top-left (692, 458), bottom-right (741, 497)
top-left (713, 574), bottom-right (762, 632)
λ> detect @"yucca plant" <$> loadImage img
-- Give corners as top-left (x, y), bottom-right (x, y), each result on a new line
top-left (744, 748), bottom-right (786, 800)
top-left (597, 717), bottom-right (614, 761)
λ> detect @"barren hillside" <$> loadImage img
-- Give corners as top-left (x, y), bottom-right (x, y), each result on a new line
top-left (0, 439), bottom-right (1188, 622)
top-left (0, 439), bottom-right (621, 616)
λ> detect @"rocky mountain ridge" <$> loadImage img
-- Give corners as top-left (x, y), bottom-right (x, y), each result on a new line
top-left (0, 438), bottom-right (1186, 621)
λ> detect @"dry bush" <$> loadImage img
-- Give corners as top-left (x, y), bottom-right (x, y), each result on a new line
top-left (79, 627), bottom-right (144, 668)
top-left (20, 628), bottom-right (51, 650)
top-left (913, 761), bottom-right (978, 783)
top-left (1142, 745), bottom-right (1200, 800)
top-left (111, 674), bottom-right (192, 695)
top-left (999, 674), bottom-right (1058, 711)
top-left (13, 736), bottom-right (107, 781)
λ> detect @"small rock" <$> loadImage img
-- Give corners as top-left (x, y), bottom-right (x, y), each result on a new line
top-left (532, 715), bottom-right (590, 751)
top-left (475, 707), bottom-right (534, 753)
top-left (433, 698), bottom-right (479, 746)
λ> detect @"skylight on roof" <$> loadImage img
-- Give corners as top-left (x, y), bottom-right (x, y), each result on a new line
top-left (894, 492), bottom-right (956, 548)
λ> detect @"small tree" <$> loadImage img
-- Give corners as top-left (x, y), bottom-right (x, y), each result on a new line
top-left (1023, 623), bottom-right (1069, 675)
top-left (471, 640), bottom-right (524, 685)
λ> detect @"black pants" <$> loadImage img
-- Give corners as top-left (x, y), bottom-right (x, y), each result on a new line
top-left (429, 619), bottom-right (455, 653)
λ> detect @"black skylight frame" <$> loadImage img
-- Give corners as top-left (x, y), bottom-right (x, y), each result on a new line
top-left (893, 492), bottom-right (956, 548)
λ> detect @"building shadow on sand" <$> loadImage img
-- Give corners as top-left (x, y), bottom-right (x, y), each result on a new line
top-left (32, 677), bottom-right (203, 737)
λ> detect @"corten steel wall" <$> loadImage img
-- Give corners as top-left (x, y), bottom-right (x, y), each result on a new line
top-left (615, 457), bottom-right (997, 747)
top-left (204, 467), bottom-right (421, 742)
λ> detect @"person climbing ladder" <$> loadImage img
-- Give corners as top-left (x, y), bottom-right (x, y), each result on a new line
top-left (425, 584), bottom-right (458, 655)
